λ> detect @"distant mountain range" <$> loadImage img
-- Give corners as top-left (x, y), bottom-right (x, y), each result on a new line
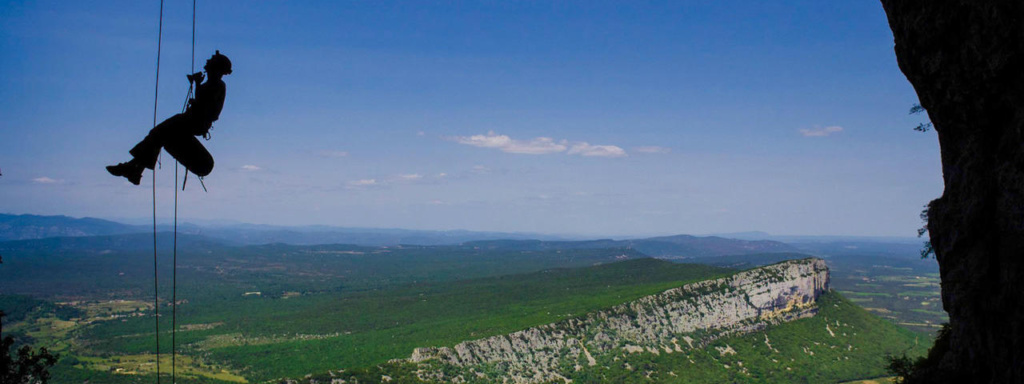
top-left (0, 214), bottom-right (801, 258)
top-left (710, 230), bottom-right (919, 244)
top-left (0, 214), bottom-right (571, 246)
top-left (0, 214), bottom-right (923, 260)
top-left (0, 214), bottom-right (140, 240)
top-left (464, 235), bottom-right (798, 258)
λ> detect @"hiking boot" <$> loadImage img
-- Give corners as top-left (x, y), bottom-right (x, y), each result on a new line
top-left (106, 162), bottom-right (143, 185)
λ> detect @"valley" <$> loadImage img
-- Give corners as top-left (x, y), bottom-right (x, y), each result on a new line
top-left (0, 216), bottom-right (939, 383)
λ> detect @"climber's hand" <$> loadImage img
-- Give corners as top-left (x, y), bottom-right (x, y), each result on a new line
top-left (187, 72), bottom-right (205, 84)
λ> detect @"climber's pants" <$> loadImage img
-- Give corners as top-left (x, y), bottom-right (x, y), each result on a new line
top-left (129, 113), bottom-right (214, 177)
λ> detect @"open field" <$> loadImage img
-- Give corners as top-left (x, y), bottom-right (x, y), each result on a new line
top-left (1, 235), bottom-right (937, 383)
top-left (2, 246), bottom-right (729, 383)
top-left (828, 260), bottom-right (944, 334)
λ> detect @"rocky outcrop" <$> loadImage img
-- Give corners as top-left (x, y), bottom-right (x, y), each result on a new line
top-left (408, 259), bottom-right (829, 383)
top-left (881, 1), bottom-right (1024, 382)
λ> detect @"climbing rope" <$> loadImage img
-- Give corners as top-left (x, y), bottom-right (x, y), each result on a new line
top-left (151, 1), bottom-right (164, 383)
top-left (173, 1), bottom-right (197, 382)
top-left (172, 160), bottom-right (177, 383)
top-left (150, 0), bottom-right (198, 381)
top-left (172, 2), bottom-right (197, 382)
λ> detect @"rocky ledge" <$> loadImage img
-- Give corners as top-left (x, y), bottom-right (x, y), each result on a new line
top-left (407, 258), bottom-right (829, 383)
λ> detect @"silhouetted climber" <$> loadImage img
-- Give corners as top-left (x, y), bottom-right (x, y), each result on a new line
top-left (107, 51), bottom-right (232, 185)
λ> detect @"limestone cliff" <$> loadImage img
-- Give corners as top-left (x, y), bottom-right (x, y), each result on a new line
top-left (407, 258), bottom-right (829, 383)
top-left (882, 1), bottom-right (1024, 382)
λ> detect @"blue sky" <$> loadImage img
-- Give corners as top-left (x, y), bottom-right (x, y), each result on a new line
top-left (0, 1), bottom-right (941, 237)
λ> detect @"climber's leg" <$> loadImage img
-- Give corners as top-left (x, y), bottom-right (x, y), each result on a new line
top-left (129, 114), bottom-right (190, 170)
top-left (164, 134), bottom-right (214, 177)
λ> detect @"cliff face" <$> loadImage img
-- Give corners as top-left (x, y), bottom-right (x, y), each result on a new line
top-left (881, 1), bottom-right (1024, 382)
top-left (408, 259), bottom-right (829, 383)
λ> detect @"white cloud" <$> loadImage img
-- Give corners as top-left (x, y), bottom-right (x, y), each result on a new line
top-left (417, 131), bottom-right (426, 137)
top-left (318, 150), bottom-right (349, 158)
top-left (455, 131), bottom-right (512, 148)
top-left (437, 172), bottom-right (448, 178)
top-left (346, 179), bottom-right (378, 189)
top-left (799, 126), bottom-right (843, 137)
top-left (451, 131), bottom-right (634, 159)
top-left (504, 137), bottom-right (567, 154)
top-left (453, 131), bottom-right (567, 155)
top-left (346, 173), bottom-right (437, 189)
top-left (33, 177), bottom-right (61, 184)
top-left (633, 146), bottom-right (671, 154)
top-left (568, 143), bottom-right (628, 158)
top-left (241, 165), bottom-right (262, 171)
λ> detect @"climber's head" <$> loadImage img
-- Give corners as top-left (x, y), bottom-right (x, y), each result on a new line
top-left (205, 50), bottom-right (232, 76)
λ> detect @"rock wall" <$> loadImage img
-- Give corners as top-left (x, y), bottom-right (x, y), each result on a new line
top-left (881, 1), bottom-right (1024, 382)
top-left (408, 258), bottom-right (829, 383)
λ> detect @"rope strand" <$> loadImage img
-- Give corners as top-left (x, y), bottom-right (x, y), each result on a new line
top-left (172, 162), bottom-right (177, 384)
top-left (173, 2), bottom-right (197, 383)
top-left (151, 2), bottom-right (198, 380)
top-left (192, 0), bottom-right (196, 74)
top-left (152, 0), bottom-right (164, 382)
